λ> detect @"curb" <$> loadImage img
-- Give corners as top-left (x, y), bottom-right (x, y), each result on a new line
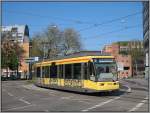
top-left (123, 79), bottom-right (148, 87)
top-left (120, 84), bottom-right (132, 93)
top-left (120, 83), bottom-right (148, 92)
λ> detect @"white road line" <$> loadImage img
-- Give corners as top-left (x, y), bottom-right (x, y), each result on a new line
top-left (19, 98), bottom-right (31, 105)
top-left (122, 84), bottom-right (132, 93)
top-left (61, 96), bottom-right (74, 99)
top-left (81, 97), bottom-right (121, 112)
top-left (48, 93), bottom-right (55, 96)
top-left (129, 96), bottom-right (148, 112)
top-left (7, 92), bottom-right (14, 97)
top-left (78, 100), bottom-right (91, 104)
top-left (44, 109), bottom-right (49, 112)
top-left (6, 104), bottom-right (36, 111)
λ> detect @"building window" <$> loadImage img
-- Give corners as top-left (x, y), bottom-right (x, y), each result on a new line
top-left (124, 67), bottom-right (130, 70)
top-left (11, 27), bottom-right (18, 32)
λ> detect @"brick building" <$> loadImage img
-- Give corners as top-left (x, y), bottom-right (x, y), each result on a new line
top-left (2, 25), bottom-right (30, 79)
top-left (103, 43), bottom-right (132, 78)
top-left (116, 54), bottom-right (132, 78)
top-left (103, 41), bottom-right (144, 78)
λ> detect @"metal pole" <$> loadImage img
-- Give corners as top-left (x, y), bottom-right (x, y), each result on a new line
top-left (29, 40), bottom-right (32, 80)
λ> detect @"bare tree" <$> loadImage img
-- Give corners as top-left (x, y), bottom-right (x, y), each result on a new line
top-left (62, 28), bottom-right (82, 56)
top-left (31, 25), bottom-right (82, 59)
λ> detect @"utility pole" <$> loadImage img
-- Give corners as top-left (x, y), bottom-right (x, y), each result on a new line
top-left (29, 40), bottom-right (32, 80)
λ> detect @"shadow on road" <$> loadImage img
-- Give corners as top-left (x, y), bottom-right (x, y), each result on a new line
top-left (39, 85), bottom-right (126, 97)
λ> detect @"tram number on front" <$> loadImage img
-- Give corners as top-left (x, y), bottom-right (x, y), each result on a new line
top-left (64, 79), bottom-right (82, 88)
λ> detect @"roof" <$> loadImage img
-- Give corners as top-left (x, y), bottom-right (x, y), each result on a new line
top-left (37, 51), bottom-right (112, 62)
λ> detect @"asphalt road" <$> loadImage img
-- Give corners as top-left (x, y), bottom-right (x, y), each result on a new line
top-left (1, 80), bottom-right (149, 112)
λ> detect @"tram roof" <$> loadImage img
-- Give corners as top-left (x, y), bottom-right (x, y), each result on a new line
top-left (38, 51), bottom-right (112, 62)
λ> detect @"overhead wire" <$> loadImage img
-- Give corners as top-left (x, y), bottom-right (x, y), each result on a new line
top-left (4, 10), bottom-right (95, 25)
top-left (81, 24), bottom-right (142, 39)
top-left (4, 9), bottom-right (141, 32)
top-left (4, 9), bottom-right (142, 40)
top-left (77, 11), bottom-right (142, 32)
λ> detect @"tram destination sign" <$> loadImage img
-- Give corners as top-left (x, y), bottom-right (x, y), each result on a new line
top-left (93, 58), bottom-right (114, 63)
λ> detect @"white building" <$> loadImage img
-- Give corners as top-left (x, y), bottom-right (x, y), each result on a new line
top-left (1, 25), bottom-right (30, 79)
top-left (2, 25), bottom-right (29, 44)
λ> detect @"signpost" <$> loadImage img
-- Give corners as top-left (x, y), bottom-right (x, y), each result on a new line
top-left (117, 62), bottom-right (124, 71)
top-left (24, 57), bottom-right (39, 79)
top-left (25, 57), bottom-right (39, 63)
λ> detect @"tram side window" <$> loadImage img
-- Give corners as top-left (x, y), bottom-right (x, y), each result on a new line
top-left (84, 63), bottom-right (88, 80)
top-left (36, 67), bottom-right (41, 78)
top-left (59, 65), bottom-right (63, 78)
top-left (65, 64), bottom-right (72, 79)
top-left (42, 67), bottom-right (45, 78)
top-left (45, 66), bottom-right (49, 78)
top-left (50, 64), bottom-right (57, 78)
top-left (73, 63), bottom-right (81, 79)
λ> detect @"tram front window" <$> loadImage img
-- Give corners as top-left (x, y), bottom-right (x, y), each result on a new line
top-left (95, 63), bottom-right (117, 82)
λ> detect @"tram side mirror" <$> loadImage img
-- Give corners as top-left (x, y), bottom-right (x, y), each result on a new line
top-left (90, 75), bottom-right (95, 81)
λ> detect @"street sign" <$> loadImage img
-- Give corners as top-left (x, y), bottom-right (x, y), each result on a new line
top-left (117, 62), bottom-right (124, 71)
top-left (25, 57), bottom-right (39, 63)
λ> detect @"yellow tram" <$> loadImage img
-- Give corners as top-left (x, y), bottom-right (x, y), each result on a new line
top-left (33, 52), bottom-right (119, 93)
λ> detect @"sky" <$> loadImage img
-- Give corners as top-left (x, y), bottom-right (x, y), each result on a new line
top-left (2, 2), bottom-right (143, 50)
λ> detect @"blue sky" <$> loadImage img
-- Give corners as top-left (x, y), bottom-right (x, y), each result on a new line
top-left (2, 2), bottom-right (143, 50)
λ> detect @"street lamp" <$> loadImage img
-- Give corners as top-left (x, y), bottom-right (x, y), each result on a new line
top-left (29, 39), bottom-right (32, 80)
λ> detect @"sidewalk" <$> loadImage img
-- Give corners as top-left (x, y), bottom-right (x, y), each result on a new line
top-left (123, 78), bottom-right (148, 87)
top-left (119, 78), bottom-right (149, 91)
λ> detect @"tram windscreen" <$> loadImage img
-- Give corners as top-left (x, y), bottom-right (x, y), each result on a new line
top-left (93, 58), bottom-right (117, 81)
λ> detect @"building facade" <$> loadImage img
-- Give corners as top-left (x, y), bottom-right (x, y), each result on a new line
top-left (116, 54), bottom-right (132, 78)
top-left (103, 43), bottom-right (132, 78)
top-left (143, 1), bottom-right (149, 79)
top-left (103, 40), bottom-right (144, 78)
top-left (2, 25), bottom-right (30, 79)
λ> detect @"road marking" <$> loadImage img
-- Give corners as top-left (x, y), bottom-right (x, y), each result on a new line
top-left (61, 96), bottom-right (73, 99)
top-left (129, 96), bottom-right (148, 112)
top-left (44, 109), bottom-right (49, 112)
top-left (122, 84), bottom-right (132, 93)
top-left (6, 104), bottom-right (36, 111)
top-left (78, 100), bottom-right (91, 104)
top-left (7, 92), bottom-right (14, 97)
top-left (48, 93), bottom-right (55, 96)
top-left (81, 96), bottom-right (121, 111)
top-left (19, 98), bottom-right (31, 105)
